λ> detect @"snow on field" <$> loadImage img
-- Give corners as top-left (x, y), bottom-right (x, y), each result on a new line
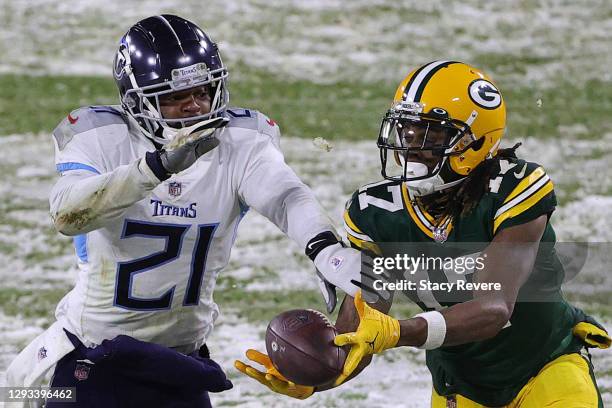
top-left (1, 0), bottom-right (611, 85)
top-left (0, 132), bottom-right (610, 406)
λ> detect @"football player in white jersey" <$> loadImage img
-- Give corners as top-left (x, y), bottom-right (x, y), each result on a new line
top-left (5, 14), bottom-right (361, 407)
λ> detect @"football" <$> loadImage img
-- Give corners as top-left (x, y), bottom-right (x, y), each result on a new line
top-left (265, 309), bottom-right (347, 387)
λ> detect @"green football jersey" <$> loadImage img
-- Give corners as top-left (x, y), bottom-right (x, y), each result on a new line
top-left (344, 157), bottom-right (589, 406)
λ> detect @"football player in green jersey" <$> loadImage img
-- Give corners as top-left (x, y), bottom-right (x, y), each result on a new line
top-left (236, 61), bottom-right (610, 406)
top-left (329, 61), bottom-right (610, 407)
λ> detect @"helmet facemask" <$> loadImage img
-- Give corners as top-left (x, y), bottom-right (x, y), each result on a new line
top-left (121, 60), bottom-right (229, 145)
top-left (378, 102), bottom-right (477, 196)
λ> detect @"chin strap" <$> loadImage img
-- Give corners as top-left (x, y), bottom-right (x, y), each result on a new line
top-left (402, 157), bottom-right (466, 197)
top-left (406, 175), bottom-right (465, 196)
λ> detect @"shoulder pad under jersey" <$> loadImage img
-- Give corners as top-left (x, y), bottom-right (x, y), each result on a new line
top-left (52, 105), bottom-right (126, 151)
top-left (226, 107), bottom-right (278, 134)
top-left (343, 179), bottom-right (403, 253)
top-left (488, 157), bottom-right (556, 234)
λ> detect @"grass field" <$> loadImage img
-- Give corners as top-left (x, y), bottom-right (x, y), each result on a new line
top-left (1, 1), bottom-right (611, 407)
top-left (1, 72), bottom-right (611, 141)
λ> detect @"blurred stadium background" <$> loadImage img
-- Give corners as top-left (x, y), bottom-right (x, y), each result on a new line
top-left (0, 1), bottom-right (610, 406)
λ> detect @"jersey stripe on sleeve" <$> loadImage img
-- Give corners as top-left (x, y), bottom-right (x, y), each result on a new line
top-left (493, 168), bottom-right (554, 233)
top-left (343, 210), bottom-right (382, 255)
top-left (56, 162), bottom-right (101, 175)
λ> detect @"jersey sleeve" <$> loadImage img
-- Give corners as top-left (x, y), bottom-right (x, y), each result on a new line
top-left (52, 107), bottom-right (126, 175)
top-left (236, 122), bottom-right (334, 250)
top-left (225, 107), bottom-right (281, 150)
top-left (49, 106), bottom-right (161, 235)
top-left (343, 192), bottom-right (382, 255)
top-left (490, 160), bottom-right (557, 235)
top-left (255, 110), bottom-right (281, 150)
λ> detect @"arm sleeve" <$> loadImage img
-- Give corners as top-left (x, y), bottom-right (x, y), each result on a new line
top-left (237, 137), bottom-right (335, 250)
top-left (50, 109), bottom-right (163, 235)
top-left (50, 159), bottom-right (161, 236)
top-left (343, 192), bottom-right (382, 255)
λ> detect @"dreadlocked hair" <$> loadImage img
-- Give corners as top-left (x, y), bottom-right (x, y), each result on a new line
top-left (426, 143), bottom-right (522, 228)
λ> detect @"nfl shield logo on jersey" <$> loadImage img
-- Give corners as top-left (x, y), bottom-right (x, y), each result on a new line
top-left (74, 363), bottom-right (91, 381)
top-left (168, 181), bottom-right (182, 197)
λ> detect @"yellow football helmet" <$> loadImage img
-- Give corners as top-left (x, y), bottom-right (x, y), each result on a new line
top-left (378, 60), bottom-right (506, 196)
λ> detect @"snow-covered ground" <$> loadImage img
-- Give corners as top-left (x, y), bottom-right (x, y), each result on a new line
top-left (1, 0), bottom-right (611, 86)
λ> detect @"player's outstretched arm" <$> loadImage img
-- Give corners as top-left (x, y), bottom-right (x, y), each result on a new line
top-left (396, 215), bottom-right (548, 348)
top-left (237, 138), bottom-right (363, 296)
top-left (333, 216), bottom-right (549, 384)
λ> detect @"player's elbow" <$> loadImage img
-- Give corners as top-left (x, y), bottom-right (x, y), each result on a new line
top-left (478, 300), bottom-right (513, 340)
top-left (53, 217), bottom-right (80, 236)
top-left (52, 208), bottom-right (95, 236)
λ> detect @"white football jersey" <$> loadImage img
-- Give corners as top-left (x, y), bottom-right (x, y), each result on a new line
top-left (49, 105), bottom-right (332, 349)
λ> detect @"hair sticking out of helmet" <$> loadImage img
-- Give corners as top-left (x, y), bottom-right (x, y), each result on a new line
top-left (113, 15), bottom-right (229, 145)
top-left (378, 61), bottom-right (506, 196)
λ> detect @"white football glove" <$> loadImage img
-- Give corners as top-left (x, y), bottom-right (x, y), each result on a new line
top-left (313, 243), bottom-right (361, 298)
top-left (307, 231), bottom-right (393, 311)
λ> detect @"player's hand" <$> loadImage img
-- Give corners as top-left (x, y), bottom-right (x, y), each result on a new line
top-left (234, 349), bottom-right (314, 400)
top-left (333, 290), bottom-right (400, 386)
top-left (159, 116), bottom-right (229, 174)
top-left (313, 243), bottom-right (362, 297)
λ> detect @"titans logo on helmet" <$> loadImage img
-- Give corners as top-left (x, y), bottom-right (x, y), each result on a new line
top-left (113, 42), bottom-right (128, 80)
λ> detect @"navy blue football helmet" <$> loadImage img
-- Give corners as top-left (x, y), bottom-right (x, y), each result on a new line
top-left (113, 15), bottom-right (229, 143)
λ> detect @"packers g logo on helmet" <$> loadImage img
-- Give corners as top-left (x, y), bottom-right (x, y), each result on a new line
top-left (468, 79), bottom-right (502, 109)
top-left (377, 60), bottom-right (506, 196)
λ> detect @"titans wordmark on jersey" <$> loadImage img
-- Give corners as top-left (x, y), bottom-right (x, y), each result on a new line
top-left (343, 158), bottom-right (596, 406)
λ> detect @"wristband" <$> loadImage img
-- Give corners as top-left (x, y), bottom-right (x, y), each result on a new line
top-left (414, 311), bottom-right (446, 349)
top-left (145, 151), bottom-right (171, 181)
top-left (305, 231), bottom-right (340, 261)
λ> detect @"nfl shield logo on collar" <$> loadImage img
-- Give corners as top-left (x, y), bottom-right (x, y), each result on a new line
top-left (433, 227), bottom-right (448, 243)
top-left (37, 346), bottom-right (47, 361)
top-left (74, 364), bottom-right (91, 381)
top-left (168, 181), bottom-right (182, 197)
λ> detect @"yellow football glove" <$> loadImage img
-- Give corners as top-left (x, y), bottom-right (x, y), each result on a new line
top-left (234, 349), bottom-right (315, 400)
top-left (333, 290), bottom-right (400, 386)
top-left (573, 322), bottom-right (611, 349)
